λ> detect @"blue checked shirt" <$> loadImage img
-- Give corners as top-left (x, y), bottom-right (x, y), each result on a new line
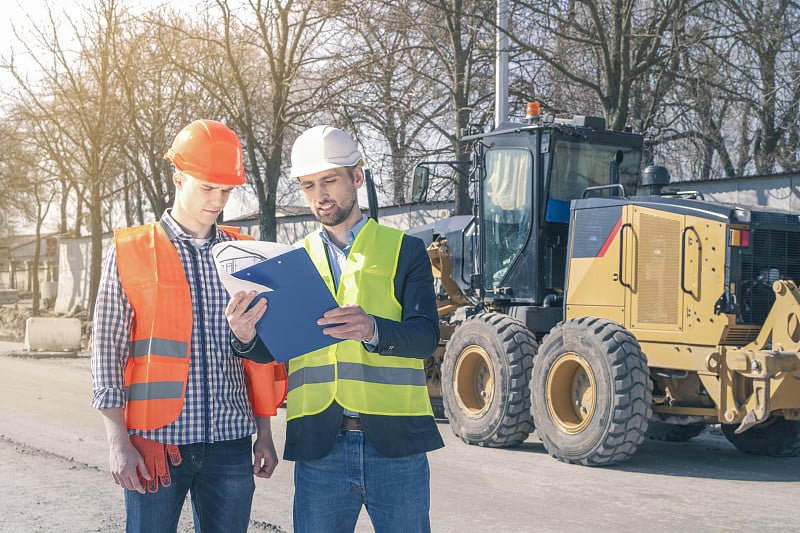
top-left (91, 211), bottom-right (257, 444)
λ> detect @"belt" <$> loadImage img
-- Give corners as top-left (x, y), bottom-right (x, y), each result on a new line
top-left (341, 416), bottom-right (363, 432)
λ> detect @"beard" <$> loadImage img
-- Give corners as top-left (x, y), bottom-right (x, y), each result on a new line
top-left (313, 192), bottom-right (358, 227)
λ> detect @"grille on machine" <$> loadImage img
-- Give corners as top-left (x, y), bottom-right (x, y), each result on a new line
top-left (739, 212), bottom-right (800, 325)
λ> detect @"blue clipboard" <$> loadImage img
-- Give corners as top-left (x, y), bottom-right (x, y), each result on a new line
top-left (232, 247), bottom-right (341, 362)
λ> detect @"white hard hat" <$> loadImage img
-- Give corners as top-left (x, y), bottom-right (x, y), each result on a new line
top-left (289, 125), bottom-right (363, 178)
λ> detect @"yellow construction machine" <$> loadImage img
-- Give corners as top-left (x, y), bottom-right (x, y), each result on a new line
top-left (409, 111), bottom-right (800, 466)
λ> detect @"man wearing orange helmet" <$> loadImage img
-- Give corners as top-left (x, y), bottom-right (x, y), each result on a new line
top-left (91, 119), bottom-right (286, 532)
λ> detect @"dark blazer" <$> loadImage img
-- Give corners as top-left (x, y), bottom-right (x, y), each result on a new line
top-left (236, 233), bottom-right (444, 460)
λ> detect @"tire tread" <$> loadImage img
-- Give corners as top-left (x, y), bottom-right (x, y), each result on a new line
top-left (533, 317), bottom-right (652, 466)
top-left (443, 313), bottom-right (537, 448)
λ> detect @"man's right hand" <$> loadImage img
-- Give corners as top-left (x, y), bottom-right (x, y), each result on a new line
top-left (109, 434), bottom-right (150, 494)
top-left (101, 407), bottom-right (149, 494)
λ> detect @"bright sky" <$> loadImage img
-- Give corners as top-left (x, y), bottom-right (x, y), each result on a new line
top-left (1, 2), bottom-right (45, 86)
top-left (2, 1), bottom-right (91, 90)
top-left (1, 1), bottom-right (263, 228)
top-left (1, 1), bottom-right (174, 89)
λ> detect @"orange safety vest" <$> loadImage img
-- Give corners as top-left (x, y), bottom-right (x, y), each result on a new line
top-left (114, 222), bottom-right (287, 431)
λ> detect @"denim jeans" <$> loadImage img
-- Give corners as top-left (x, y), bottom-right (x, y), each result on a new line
top-left (124, 437), bottom-right (255, 533)
top-left (293, 430), bottom-right (431, 533)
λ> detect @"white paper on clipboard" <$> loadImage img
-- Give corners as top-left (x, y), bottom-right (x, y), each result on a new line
top-left (212, 240), bottom-right (296, 295)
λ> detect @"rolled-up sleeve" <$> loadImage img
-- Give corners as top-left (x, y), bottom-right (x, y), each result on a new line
top-left (90, 246), bottom-right (134, 410)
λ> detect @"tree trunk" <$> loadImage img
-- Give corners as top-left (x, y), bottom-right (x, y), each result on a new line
top-left (31, 212), bottom-right (43, 317)
top-left (87, 179), bottom-right (104, 318)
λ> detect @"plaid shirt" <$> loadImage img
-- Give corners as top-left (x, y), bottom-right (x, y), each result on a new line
top-left (91, 211), bottom-right (257, 444)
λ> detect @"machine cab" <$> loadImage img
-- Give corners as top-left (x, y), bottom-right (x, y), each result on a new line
top-left (477, 118), bottom-right (643, 308)
top-left (411, 113), bottom-right (644, 333)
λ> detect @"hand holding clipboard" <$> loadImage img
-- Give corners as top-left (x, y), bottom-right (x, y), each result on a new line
top-left (213, 242), bottom-right (342, 362)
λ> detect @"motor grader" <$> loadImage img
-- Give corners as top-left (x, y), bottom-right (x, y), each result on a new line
top-left (409, 110), bottom-right (800, 466)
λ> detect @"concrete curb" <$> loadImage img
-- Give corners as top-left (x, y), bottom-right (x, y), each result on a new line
top-left (23, 317), bottom-right (82, 352)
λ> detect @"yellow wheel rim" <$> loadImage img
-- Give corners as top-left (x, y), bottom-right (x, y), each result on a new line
top-left (454, 344), bottom-right (495, 418)
top-left (545, 352), bottom-right (596, 433)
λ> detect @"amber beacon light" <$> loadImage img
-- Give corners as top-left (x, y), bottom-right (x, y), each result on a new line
top-left (526, 101), bottom-right (541, 123)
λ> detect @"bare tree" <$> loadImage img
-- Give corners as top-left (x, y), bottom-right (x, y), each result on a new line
top-left (717, 0), bottom-right (800, 174)
top-left (3, 0), bottom-right (128, 316)
top-left (655, 16), bottom-right (742, 181)
top-left (115, 9), bottom-right (222, 223)
top-left (509, 0), bottom-right (692, 134)
top-left (0, 114), bottom-right (57, 315)
top-left (382, 0), bottom-right (496, 215)
top-left (162, 0), bottom-right (334, 241)
top-left (321, 1), bottom-right (450, 205)
top-left (655, 0), bottom-right (800, 180)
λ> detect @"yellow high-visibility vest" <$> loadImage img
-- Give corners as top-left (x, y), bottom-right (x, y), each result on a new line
top-left (286, 219), bottom-right (433, 421)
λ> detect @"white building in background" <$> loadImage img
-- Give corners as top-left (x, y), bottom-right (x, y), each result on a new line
top-left (667, 173), bottom-right (800, 212)
top-left (0, 233), bottom-right (59, 300)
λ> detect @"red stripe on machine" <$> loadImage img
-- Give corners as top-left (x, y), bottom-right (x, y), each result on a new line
top-left (597, 217), bottom-right (623, 257)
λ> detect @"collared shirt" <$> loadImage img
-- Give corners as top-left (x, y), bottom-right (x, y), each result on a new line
top-left (91, 211), bottom-right (256, 444)
top-left (318, 215), bottom-right (369, 291)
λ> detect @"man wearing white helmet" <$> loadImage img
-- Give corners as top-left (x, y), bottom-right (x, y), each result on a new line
top-left (238, 125), bottom-right (444, 532)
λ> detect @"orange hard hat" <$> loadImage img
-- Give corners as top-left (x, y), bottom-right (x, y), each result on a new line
top-left (164, 119), bottom-right (246, 185)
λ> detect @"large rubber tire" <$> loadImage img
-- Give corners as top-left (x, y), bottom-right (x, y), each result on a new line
top-left (646, 422), bottom-right (706, 442)
top-left (531, 317), bottom-right (652, 466)
top-left (441, 313), bottom-right (537, 447)
top-left (721, 416), bottom-right (800, 456)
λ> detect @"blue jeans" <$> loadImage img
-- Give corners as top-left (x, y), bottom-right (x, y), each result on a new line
top-left (125, 437), bottom-right (255, 533)
top-left (293, 430), bottom-right (431, 533)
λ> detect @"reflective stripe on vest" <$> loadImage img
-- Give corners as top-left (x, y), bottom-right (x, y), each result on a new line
top-left (287, 362), bottom-right (427, 391)
top-left (115, 223), bottom-right (286, 430)
top-left (285, 219), bottom-right (433, 420)
top-left (129, 338), bottom-right (187, 358)
top-left (127, 381), bottom-right (185, 401)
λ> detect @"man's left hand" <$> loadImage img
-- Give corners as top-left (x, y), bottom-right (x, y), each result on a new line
top-left (253, 418), bottom-right (278, 478)
top-left (226, 291), bottom-right (267, 344)
top-left (318, 305), bottom-right (375, 343)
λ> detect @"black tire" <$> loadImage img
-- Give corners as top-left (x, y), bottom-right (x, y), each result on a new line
top-left (531, 317), bottom-right (652, 466)
top-left (721, 416), bottom-right (800, 456)
top-left (441, 313), bottom-right (537, 447)
top-left (646, 422), bottom-right (705, 442)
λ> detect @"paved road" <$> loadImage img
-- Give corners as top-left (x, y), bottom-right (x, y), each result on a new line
top-left (1, 348), bottom-right (799, 532)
